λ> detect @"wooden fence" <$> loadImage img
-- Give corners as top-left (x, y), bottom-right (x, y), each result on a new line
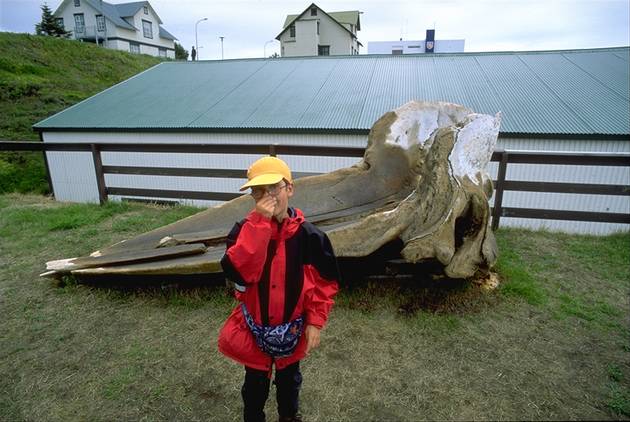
top-left (2, 141), bottom-right (629, 229)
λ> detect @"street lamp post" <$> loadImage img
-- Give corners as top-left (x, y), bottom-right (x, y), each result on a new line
top-left (195, 17), bottom-right (208, 60)
top-left (219, 36), bottom-right (224, 60)
top-left (264, 39), bottom-right (275, 58)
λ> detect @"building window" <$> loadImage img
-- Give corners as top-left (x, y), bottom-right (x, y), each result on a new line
top-left (129, 42), bottom-right (140, 54)
top-left (158, 47), bottom-right (167, 58)
top-left (73, 13), bottom-right (84, 33)
top-left (310, 7), bottom-right (317, 16)
top-left (142, 20), bottom-right (153, 38)
top-left (74, 0), bottom-right (80, 6)
top-left (56, 17), bottom-right (64, 28)
top-left (318, 45), bottom-right (329, 56)
top-left (289, 25), bottom-right (295, 38)
top-left (392, 49), bottom-right (403, 55)
top-left (144, 5), bottom-right (149, 14)
top-left (317, 21), bottom-right (320, 35)
top-left (95, 15), bottom-right (105, 32)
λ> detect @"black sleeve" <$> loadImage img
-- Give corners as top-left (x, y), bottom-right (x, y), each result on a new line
top-left (220, 220), bottom-right (247, 288)
top-left (302, 222), bottom-right (341, 283)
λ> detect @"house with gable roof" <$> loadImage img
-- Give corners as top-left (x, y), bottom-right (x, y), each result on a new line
top-left (276, 3), bottom-right (362, 57)
top-left (53, 0), bottom-right (177, 58)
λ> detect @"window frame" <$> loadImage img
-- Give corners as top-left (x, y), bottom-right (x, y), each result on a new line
top-left (143, 5), bottom-right (149, 15)
top-left (95, 14), bottom-right (106, 32)
top-left (142, 19), bottom-right (153, 39)
top-left (310, 7), bottom-right (317, 16)
top-left (73, 13), bottom-right (85, 33)
top-left (129, 42), bottom-right (140, 54)
top-left (158, 47), bottom-right (167, 58)
top-left (289, 25), bottom-right (295, 38)
top-left (318, 45), bottom-right (330, 56)
top-left (74, 0), bottom-right (80, 7)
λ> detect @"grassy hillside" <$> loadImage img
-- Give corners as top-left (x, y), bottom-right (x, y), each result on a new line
top-left (0, 32), bottom-right (164, 193)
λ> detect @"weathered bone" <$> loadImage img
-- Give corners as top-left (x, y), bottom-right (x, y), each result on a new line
top-left (42, 101), bottom-right (501, 279)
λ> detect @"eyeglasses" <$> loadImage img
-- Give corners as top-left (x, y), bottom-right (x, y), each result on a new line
top-left (251, 183), bottom-right (288, 199)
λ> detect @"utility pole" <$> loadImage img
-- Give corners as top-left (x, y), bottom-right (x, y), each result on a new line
top-left (195, 17), bottom-right (208, 60)
top-left (219, 36), bottom-right (224, 60)
top-left (264, 39), bottom-right (275, 57)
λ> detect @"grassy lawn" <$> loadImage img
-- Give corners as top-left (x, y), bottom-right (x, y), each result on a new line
top-left (1, 193), bottom-right (628, 421)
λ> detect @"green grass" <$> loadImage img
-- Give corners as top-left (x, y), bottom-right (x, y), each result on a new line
top-left (0, 32), bottom-right (165, 193)
top-left (1, 193), bottom-right (629, 421)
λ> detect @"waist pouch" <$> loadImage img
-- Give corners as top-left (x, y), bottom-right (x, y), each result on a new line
top-left (241, 304), bottom-right (304, 358)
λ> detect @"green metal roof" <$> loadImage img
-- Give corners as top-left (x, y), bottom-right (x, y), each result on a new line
top-left (328, 11), bottom-right (360, 29)
top-left (34, 48), bottom-right (630, 136)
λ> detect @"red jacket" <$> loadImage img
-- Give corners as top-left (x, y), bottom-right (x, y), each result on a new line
top-left (218, 207), bottom-right (339, 371)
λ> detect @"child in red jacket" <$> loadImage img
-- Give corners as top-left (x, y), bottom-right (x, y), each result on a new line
top-left (219, 156), bottom-right (339, 422)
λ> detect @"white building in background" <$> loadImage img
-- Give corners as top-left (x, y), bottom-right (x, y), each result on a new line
top-left (369, 30), bottom-right (464, 55)
top-left (53, 0), bottom-right (177, 58)
top-left (276, 3), bottom-right (362, 57)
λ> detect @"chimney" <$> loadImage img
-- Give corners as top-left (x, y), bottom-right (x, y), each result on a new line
top-left (425, 29), bottom-right (435, 53)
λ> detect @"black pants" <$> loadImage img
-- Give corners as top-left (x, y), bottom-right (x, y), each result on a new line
top-left (242, 362), bottom-right (302, 422)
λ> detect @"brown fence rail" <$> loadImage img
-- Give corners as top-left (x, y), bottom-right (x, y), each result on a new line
top-left (2, 141), bottom-right (629, 229)
top-left (489, 149), bottom-right (630, 229)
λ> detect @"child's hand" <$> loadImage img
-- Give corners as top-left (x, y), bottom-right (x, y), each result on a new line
top-left (254, 193), bottom-right (277, 219)
top-left (305, 325), bottom-right (321, 353)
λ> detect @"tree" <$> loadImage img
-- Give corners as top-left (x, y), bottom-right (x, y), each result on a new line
top-left (174, 42), bottom-right (189, 60)
top-left (35, 3), bottom-right (71, 38)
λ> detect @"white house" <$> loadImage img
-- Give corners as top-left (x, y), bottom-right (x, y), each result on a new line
top-left (53, 0), bottom-right (177, 58)
top-left (276, 3), bottom-right (362, 57)
top-left (369, 30), bottom-right (465, 55)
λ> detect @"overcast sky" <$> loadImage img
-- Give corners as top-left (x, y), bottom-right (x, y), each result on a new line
top-left (1, 0), bottom-right (628, 60)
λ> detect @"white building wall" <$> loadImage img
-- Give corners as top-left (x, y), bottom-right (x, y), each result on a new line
top-left (368, 39), bottom-right (465, 55)
top-left (294, 19), bottom-right (318, 56)
top-left (280, 12), bottom-right (357, 57)
top-left (318, 15), bottom-right (353, 56)
top-left (42, 131), bottom-right (367, 206)
top-left (42, 131), bottom-right (629, 235)
top-left (56, 0), bottom-right (104, 40)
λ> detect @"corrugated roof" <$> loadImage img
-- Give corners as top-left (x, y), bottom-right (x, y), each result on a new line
top-left (34, 48), bottom-right (630, 136)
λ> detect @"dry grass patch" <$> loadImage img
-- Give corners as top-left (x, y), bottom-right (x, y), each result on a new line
top-left (1, 194), bottom-right (628, 421)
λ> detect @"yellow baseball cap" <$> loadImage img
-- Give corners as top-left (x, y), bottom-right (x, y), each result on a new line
top-left (239, 156), bottom-right (293, 191)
